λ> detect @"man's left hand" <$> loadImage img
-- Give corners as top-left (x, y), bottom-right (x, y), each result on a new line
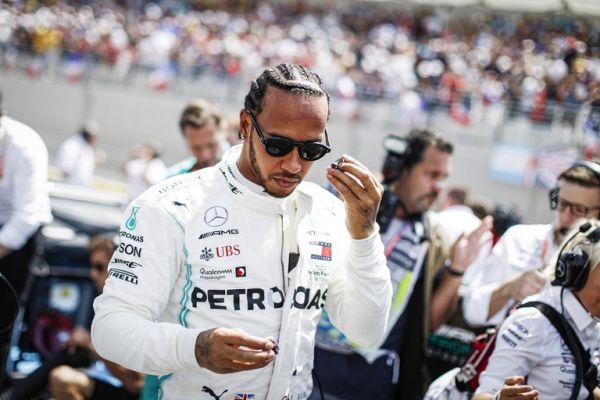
top-left (327, 154), bottom-right (383, 240)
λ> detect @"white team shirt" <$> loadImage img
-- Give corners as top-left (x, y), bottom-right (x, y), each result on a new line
top-left (477, 285), bottom-right (600, 400)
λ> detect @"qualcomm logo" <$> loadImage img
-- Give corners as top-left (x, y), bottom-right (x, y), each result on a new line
top-left (125, 206), bottom-right (141, 230)
top-left (204, 206), bottom-right (228, 227)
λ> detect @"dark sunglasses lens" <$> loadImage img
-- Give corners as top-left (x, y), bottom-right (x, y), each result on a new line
top-left (265, 138), bottom-right (294, 157)
top-left (300, 144), bottom-right (329, 161)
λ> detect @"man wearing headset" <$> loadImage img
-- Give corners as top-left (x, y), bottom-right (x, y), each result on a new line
top-left (463, 160), bottom-right (600, 328)
top-left (312, 130), bottom-right (492, 400)
top-left (91, 64), bottom-right (392, 400)
top-left (474, 220), bottom-right (600, 400)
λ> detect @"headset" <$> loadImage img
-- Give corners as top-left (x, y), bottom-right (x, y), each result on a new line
top-left (552, 221), bottom-right (600, 291)
top-left (377, 135), bottom-right (411, 232)
top-left (549, 160), bottom-right (600, 212)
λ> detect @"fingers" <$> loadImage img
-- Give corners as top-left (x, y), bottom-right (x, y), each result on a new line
top-left (505, 375), bottom-right (526, 385)
top-left (326, 154), bottom-right (382, 200)
top-left (498, 376), bottom-right (539, 400)
top-left (195, 328), bottom-right (277, 374)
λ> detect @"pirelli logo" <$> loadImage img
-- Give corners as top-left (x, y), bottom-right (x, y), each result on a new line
top-left (109, 268), bottom-right (138, 285)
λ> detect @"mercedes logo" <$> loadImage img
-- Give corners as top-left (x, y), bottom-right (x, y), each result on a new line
top-left (204, 206), bottom-right (228, 227)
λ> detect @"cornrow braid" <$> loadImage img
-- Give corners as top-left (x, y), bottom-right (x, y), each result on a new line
top-left (244, 63), bottom-right (330, 119)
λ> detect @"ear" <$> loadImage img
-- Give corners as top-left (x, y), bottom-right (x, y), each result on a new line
top-left (239, 110), bottom-right (251, 141)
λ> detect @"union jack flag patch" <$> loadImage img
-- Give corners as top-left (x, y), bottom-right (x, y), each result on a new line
top-left (234, 394), bottom-right (255, 400)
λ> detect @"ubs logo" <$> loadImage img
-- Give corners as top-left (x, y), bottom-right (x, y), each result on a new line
top-left (204, 206), bottom-right (228, 227)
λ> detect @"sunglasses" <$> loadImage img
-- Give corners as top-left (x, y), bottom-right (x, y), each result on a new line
top-left (246, 110), bottom-right (331, 161)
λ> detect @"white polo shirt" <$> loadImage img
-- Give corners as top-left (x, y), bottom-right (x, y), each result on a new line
top-left (477, 285), bottom-right (600, 400)
top-left (0, 116), bottom-right (52, 250)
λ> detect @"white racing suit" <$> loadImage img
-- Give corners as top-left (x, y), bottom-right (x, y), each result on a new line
top-left (91, 146), bottom-right (392, 400)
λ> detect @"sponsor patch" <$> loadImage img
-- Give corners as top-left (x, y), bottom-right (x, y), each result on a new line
top-left (198, 229), bottom-right (239, 240)
top-left (109, 269), bottom-right (138, 285)
top-left (310, 241), bottom-right (332, 261)
top-left (112, 258), bottom-right (142, 269)
top-left (125, 206), bottom-right (141, 230)
top-left (120, 231), bottom-right (144, 242)
top-left (200, 247), bottom-right (214, 261)
top-left (204, 206), bottom-right (228, 227)
top-left (216, 245), bottom-right (240, 258)
top-left (235, 266), bottom-right (246, 277)
top-left (118, 242), bottom-right (142, 257)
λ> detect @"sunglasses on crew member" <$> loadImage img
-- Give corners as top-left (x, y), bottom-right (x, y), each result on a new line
top-left (246, 110), bottom-right (331, 161)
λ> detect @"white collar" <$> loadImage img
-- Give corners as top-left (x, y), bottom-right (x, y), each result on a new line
top-left (562, 288), bottom-right (598, 331)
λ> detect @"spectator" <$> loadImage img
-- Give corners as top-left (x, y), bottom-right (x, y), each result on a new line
top-left (312, 130), bottom-right (492, 400)
top-left (167, 99), bottom-right (226, 176)
top-left (124, 142), bottom-right (167, 200)
top-left (56, 121), bottom-right (101, 187)
top-left (463, 160), bottom-right (600, 327)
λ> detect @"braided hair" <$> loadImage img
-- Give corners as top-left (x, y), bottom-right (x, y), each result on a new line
top-left (243, 63), bottom-right (330, 119)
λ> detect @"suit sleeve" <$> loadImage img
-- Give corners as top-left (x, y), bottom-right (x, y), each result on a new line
top-left (91, 199), bottom-right (202, 375)
top-left (324, 218), bottom-right (392, 348)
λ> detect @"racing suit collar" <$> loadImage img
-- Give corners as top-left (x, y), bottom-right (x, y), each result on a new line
top-left (217, 145), bottom-right (298, 215)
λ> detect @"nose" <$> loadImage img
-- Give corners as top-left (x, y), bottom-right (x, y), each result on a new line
top-left (281, 149), bottom-right (302, 174)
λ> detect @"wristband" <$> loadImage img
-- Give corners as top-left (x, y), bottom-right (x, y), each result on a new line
top-left (445, 265), bottom-right (465, 277)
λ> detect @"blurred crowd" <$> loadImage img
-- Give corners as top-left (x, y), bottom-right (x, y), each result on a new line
top-left (0, 0), bottom-right (599, 124)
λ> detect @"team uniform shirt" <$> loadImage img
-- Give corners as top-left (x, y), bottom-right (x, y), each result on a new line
top-left (477, 285), bottom-right (600, 400)
top-left (92, 145), bottom-right (392, 400)
top-left (56, 134), bottom-right (95, 186)
top-left (462, 224), bottom-right (556, 327)
top-left (0, 116), bottom-right (52, 249)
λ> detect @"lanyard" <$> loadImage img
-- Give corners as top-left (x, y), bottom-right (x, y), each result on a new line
top-left (384, 222), bottom-right (411, 257)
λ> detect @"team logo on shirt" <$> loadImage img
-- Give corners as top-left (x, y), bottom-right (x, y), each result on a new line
top-left (310, 241), bottom-right (332, 261)
top-left (204, 206), bottom-right (228, 227)
top-left (200, 247), bottom-right (214, 261)
top-left (125, 206), bottom-right (141, 230)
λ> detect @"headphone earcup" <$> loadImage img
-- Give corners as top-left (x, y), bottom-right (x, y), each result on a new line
top-left (552, 250), bottom-right (589, 290)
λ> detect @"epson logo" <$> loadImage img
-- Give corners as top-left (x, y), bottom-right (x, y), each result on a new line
top-left (120, 231), bottom-right (144, 242)
top-left (118, 243), bottom-right (142, 257)
top-left (198, 229), bottom-right (239, 240)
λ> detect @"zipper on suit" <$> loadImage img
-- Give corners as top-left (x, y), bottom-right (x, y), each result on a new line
top-left (279, 214), bottom-right (287, 295)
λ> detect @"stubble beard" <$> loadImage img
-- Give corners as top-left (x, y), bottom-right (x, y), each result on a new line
top-left (249, 136), bottom-right (290, 199)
